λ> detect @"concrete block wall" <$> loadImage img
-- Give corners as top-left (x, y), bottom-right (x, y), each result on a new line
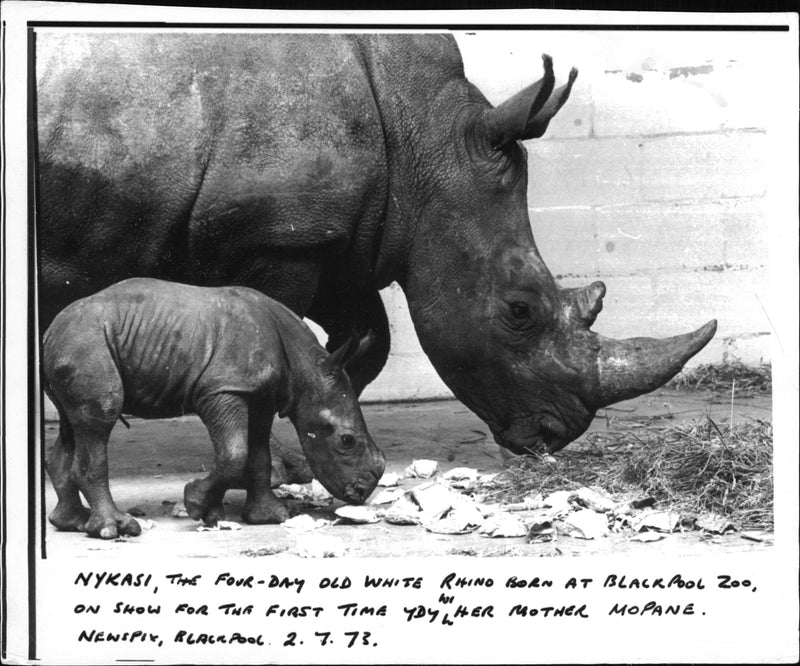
top-left (361, 31), bottom-right (778, 402)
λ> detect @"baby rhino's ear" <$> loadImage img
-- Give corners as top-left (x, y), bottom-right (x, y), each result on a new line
top-left (328, 330), bottom-right (375, 370)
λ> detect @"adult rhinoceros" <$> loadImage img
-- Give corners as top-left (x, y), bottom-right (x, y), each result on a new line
top-left (36, 33), bottom-right (716, 455)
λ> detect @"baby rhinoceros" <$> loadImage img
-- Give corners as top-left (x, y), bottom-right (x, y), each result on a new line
top-left (42, 278), bottom-right (385, 539)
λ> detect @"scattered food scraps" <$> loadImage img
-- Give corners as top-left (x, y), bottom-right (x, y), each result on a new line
top-left (411, 482), bottom-right (456, 520)
top-left (138, 518), bottom-right (157, 531)
top-left (631, 496), bottom-right (657, 510)
top-left (282, 514), bottom-right (328, 532)
top-left (573, 487), bottom-right (615, 512)
top-left (696, 513), bottom-right (736, 534)
top-left (274, 484), bottom-right (308, 499)
top-left (478, 513), bottom-right (528, 538)
top-left (196, 520), bottom-right (242, 532)
top-left (309, 479), bottom-right (333, 503)
top-left (274, 482), bottom-right (332, 506)
top-left (171, 504), bottom-right (189, 518)
top-left (370, 486), bottom-right (407, 505)
top-left (503, 493), bottom-right (544, 512)
top-left (543, 490), bottom-right (573, 512)
top-left (611, 501), bottom-right (633, 516)
top-left (378, 472), bottom-right (401, 487)
top-left (475, 502), bottom-right (502, 518)
top-left (630, 531), bottom-right (667, 543)
top-left (425, 504), bottom-right (483, 535)
top-left (527, 522), bottom-right (556, 544)
top-left (556, 508), bottom-right (609, 540)
top-left (127, 506), bottom-right (147, 517)
top-left (334, 505), bottom-right (380, 524)
top-left (632, 509), bottom-right (681, 533)
top-left (383, 495), bottom-right (422, 525)
top-left (405, 459), bottom-right (439, 479)
top-left (442, 467), bottom-right (479, 481)
top-left (610, 514), bottom-right (632, 533)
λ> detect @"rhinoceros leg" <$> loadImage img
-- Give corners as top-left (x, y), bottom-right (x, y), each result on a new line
top-left (48, 350), bottom-right (141, 539)
top-left (313, 288), bottom-right (391, 396)
top-left (242, 403), bottom-right (296, 524)
top-left (270, 436), bottom-right (313, 486)
top-left (184, 393), bottom-right (286, 525)
top-left (46, 413), bottom-right (90, 532)
top-left (72, 419), bottom-right (143, 540)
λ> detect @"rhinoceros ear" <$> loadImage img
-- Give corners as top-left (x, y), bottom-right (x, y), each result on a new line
top-left (328, 330), bottom-right (375, 370)
top-left (481, 55), bottom-right (577, 148)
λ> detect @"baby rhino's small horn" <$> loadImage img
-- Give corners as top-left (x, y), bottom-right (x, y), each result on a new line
top-left (329, 330), bottom-right (375, 369)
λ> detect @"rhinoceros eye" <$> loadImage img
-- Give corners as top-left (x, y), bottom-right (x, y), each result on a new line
top-left (501, 294), bottom-right (548, 336)
top-left (509, 302), bottom-right (530, 320)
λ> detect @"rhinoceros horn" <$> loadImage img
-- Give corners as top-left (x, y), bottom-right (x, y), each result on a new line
top-left (482, 54), bottom-right (578, 147)
top-left (562, 281), bottom-right (716, 408)
top-left (591, 319), bottom-right (718, 408)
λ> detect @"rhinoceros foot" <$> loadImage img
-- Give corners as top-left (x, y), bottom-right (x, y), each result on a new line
top-left (242, 494), bottom-right (296, 525)
top-left (83, 509), bottom-right (142, 540)
top-left (49, 502), bottom-right (90, 532)
top-left (184, 478), bottom-right (227, 526)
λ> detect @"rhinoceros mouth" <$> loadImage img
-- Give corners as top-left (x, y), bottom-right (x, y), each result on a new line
top-left (495, 425), bottom-right (557, 455)
top-left (341, 468), bottom-right (382, 504)
top-left (493, 409), bottom-right (591, 455)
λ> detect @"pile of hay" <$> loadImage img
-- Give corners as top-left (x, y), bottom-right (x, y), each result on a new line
top-left (623, 418), bottom-right (773, 529)
top-left (481, 417), bottom-right (773, 531)
top-left (668, 362), bottom-right (772, 397)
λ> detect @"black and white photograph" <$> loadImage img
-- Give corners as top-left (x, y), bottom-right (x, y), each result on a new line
top-left (1, 3), bottom-right (798, 664)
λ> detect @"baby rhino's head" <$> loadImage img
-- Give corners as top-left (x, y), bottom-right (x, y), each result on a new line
top-left (294, 334), bottom-right (385, 504)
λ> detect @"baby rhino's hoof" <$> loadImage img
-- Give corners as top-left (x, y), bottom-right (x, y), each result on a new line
top-left (184, 479), bottom-right (226, 526)
top-left (202, 504), bottom-right (226, 527)
top-left (242, 499), bottom-right (296, 525)
top-left (84, 511), bottom-right (142, 540)
top-left (49, 504), bottom-right (90, 532)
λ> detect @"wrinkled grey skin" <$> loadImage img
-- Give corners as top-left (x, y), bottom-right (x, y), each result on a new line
top-left (37, 34), bottom-right (715, 458)
top-left (42, 278), bottom-right (385, 539)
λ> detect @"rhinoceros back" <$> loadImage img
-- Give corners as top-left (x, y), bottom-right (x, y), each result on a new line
top-left (43, 278), bottom-right (312, 418)
top-left (37, 33), bottom-right (388, 327)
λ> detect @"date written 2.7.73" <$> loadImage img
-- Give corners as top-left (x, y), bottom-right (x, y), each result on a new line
top-left (284, 631), bottom-right (376, 648)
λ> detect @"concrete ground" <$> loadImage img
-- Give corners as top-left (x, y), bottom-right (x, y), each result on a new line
top-left (42, 388), bottom-right (772, 558)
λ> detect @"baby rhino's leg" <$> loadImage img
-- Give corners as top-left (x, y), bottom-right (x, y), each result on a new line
top-left (243, 403), bottom-right (295, 524)
top-left (49, 350), bottom-right (140, 539)
top-left (46, 413), bottom-right (90, 531)
top-left (185, 393), bottom-right (250, 525)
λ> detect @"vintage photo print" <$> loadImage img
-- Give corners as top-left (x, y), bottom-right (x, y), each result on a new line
top-left (2, 3), bottom-right (798, 664)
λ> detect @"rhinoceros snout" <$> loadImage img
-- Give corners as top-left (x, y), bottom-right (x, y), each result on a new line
top-left (342, 467), bottom-right (382, 504)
